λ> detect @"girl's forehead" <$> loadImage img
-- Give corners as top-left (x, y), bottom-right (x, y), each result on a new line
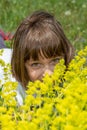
top-left (29, 51), bottom-right (64, 61)
top-left (30, 52), bottom-right (50, 60)
top-left (29, 48), bottom-right (64, 61)
top-left (26, 34), bottom-right (65, 61)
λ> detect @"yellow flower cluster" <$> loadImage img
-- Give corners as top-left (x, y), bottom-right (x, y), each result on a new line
top-left (0, 47), bottom-right (87, 130)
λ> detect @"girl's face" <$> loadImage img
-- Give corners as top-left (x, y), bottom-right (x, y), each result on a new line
top-left (25, 55), bottom-right (63, 82)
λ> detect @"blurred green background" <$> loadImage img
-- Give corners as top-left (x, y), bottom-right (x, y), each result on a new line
top-left (0, 0), bottom-right (87, 50)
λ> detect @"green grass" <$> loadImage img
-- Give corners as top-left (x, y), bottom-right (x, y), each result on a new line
top-left (0, 0), bottom-right (87, 50)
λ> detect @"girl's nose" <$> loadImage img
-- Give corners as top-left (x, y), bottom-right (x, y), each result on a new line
top-left (43, 68), bottom-right (53, 77)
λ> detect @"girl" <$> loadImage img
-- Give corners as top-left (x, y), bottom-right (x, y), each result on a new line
top-left (11, 10), bottom-right (74, 91)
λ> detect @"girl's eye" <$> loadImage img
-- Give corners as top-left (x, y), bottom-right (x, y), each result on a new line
top-left (30, 63), bottom-right (42, 68)
top-left (50, 58), bottom-right (60, 65)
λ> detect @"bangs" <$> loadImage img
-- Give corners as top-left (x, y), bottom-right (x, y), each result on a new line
top-left (24, 28), bottom-right (64, 61)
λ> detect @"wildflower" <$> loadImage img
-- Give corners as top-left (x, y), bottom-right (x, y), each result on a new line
top-left (65, 10), bottom-right (71, 16)
top-left (0, 46), bottom-right (87, 129)
top-left (71, 0), bottom-right (76, 4)
top-left (82, 4), bottom-right (86, 8)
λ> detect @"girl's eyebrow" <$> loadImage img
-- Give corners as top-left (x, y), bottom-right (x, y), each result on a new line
top-left (27, 60), bottom-right (41, 63)
top-left (30, 61), bottom-right (41, 63)
top-left (51, 56), bottom-right (64, 59)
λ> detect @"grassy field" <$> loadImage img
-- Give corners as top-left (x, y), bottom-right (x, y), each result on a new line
top-left (0, 0), bottom-right (87, 50)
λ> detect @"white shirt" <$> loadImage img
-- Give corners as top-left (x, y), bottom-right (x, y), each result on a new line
top-left (0, 48), bottom-right (25, 105)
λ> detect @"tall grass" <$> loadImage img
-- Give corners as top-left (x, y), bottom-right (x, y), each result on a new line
top-left (0, 0), bottom-right (87, 50)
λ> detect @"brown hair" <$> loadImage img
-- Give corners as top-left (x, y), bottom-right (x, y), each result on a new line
top-left (11, 10), bottom-right (74, 88)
